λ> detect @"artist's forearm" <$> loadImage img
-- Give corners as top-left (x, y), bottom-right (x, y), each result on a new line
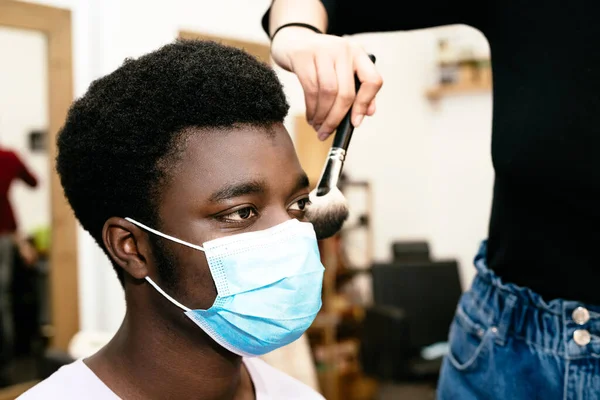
top-left (268, 0), bottom-right (328, 37)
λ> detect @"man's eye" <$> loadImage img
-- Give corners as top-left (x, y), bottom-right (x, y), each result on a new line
top-left (223, 207), bottom-right (257, 222)
top-left (289, 198), bottom-right (311, 212)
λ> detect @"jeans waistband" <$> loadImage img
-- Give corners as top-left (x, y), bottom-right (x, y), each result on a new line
top-left (468, 241), bottom-right (600, 360)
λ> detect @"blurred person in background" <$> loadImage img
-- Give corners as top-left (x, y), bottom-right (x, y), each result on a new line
top-left (0, 145), bottom-right (38, 386)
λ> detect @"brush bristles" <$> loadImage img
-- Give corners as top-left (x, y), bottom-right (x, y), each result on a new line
top-left (306, 187), bottom-right (349, 239)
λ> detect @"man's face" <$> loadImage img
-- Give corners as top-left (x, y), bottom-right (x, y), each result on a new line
top-left (152, 123), bottom-right (310, 310)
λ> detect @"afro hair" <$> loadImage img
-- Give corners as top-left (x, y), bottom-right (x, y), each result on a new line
top-left (56, 39), bottom-right (289, 285)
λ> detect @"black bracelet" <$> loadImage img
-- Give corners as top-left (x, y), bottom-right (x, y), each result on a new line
top-left (271, 22), bottom-right (323, 41)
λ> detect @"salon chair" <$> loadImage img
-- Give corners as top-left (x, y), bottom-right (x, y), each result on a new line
top-left (360, 259), bottom-right (462, 382)
top-left (391, 241), bottom-right (431, 263)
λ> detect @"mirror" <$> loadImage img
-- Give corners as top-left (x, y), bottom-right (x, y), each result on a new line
top-left (0, 25), bottom-right (51, 389)
top-left (0, 2), bottom-right (77, 396)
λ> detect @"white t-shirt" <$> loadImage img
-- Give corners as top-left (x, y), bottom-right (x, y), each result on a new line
top-left (18, 358), bottom-right (324, 400)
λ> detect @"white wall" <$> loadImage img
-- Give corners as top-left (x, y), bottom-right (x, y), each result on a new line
top-left (427, 90), bottom-right (493, 287)
top-left (341, 27), bottom-right (493, 288)
top-left (0, 27), bottom-right (50, 234)
top-left (20, 0), bottom-right (494, 332)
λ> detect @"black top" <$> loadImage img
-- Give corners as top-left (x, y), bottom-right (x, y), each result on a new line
top-left (262, 1), bottom-right (600, 304)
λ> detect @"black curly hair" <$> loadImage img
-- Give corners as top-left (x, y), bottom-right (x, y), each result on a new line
top-left (56, 39), bottom-right (289, 286)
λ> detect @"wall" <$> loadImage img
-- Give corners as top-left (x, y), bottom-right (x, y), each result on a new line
top-left (20, 0), bottom-right (493, 332)
top-left (0, 26), bottom-right (50, 234)
top-left (427, 90), bottom-right (493, 287)
top-left (341, 27), bottom-right (493, 287)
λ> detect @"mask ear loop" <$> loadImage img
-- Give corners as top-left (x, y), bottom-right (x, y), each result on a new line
top-left (145, 277), bottom-right (191, 312)
top-left (125, 217), bottom-right (205, 312)
top-left (124, 217), bottom-right (205, 251)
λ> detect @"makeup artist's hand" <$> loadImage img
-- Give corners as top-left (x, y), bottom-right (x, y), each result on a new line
top-left (271, 28), bottom-right (383, 141)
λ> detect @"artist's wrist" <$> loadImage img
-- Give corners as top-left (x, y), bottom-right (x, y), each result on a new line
top-left (271, 22), bottom-right (323, 41)
top-left (270, 27), bottom-right (321, 71)
top-left (272, 26), bottom-right (320, 47)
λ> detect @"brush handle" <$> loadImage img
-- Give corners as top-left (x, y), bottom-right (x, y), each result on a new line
top-left (331, 54), bottom-right (377, 150)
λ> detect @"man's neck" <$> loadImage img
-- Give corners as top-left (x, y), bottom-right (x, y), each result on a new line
top-left (85, 310), bottom-right (254, 400)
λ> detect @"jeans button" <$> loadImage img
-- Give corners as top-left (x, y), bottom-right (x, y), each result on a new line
top-left (572, 307), bottom-right (590, 325)
top-left (574, 329), bottom-right (591, 346)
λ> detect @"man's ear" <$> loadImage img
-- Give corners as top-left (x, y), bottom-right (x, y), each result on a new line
top-left (102, 217), bottom-right (151, 280)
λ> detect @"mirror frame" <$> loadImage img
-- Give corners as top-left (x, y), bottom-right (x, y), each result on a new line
top-left (0, 1), bottom-right (78, 354)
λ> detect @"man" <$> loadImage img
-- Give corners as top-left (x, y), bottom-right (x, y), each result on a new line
top-left (19, 40), bottom-right (324, 399)
top-left (0, 146), bottom-right (38, 386)
top-left (262, 0), bottom-right (600, 399)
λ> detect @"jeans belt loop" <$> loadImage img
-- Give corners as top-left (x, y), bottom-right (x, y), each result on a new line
top-left (495, 293), bottom-right (518, 346)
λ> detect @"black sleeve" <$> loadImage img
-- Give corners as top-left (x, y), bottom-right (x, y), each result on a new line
top-left (262, 0), bottom-right (482, 37)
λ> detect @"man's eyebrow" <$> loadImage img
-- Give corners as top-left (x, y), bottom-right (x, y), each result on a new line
top-left (295, 173), bottom-right (310, 193)
top-left (209, 180), bottom-right (266, 202)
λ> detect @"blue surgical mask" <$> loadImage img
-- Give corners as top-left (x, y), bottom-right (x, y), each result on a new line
top-left (125, 218), bottom-right (325, 357)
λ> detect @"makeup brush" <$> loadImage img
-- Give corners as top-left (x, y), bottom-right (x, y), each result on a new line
top-left (307, 54), bottom-right (376, 239)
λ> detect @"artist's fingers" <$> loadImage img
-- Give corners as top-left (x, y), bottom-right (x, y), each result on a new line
top-left (366, 99), bottom-right (376, 116)
top-left (272, 31), bottom-right (379, 141)
top-left (351, 52), bottom-right (383, 127)
top-left (291, 56), bottom-right (320, 124)
top-left (315, 52), bottom-right (355, 140)
top-left (311, 55), bottom-right (340, 132)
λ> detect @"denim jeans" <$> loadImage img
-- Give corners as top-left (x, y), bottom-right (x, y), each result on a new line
top-left (437, 241), bottom-right (600, 400)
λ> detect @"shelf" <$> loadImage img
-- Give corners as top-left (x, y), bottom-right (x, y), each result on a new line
top-left (426, 82), bottom-right (492, 100)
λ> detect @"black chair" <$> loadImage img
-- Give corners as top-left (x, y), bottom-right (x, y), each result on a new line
top-left (360, 259), bottom-right (463, 382)
top-left (391, 241), bottom-right (431, 263)
top-left (360, 306), bottom-right (411, 381)
top-left (372, 260), bottom-right (462, 350)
